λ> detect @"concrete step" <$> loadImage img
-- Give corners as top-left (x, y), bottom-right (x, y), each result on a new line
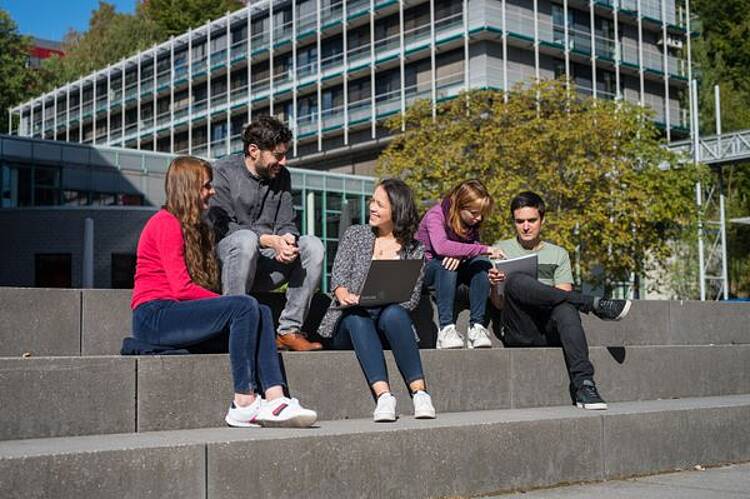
top-left (2, 345), bottom-right (749, 441)
top-left (1, 395), bottom-right (749, 498)
top-left (1, 287), bottom-right (749, 357)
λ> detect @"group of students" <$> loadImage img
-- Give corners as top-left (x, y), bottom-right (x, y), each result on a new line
top-left (126, 116), bottom-right (632, 428)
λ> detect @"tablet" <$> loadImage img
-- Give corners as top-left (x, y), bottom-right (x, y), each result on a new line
top-left (493, 253), bottom-right (538, 295)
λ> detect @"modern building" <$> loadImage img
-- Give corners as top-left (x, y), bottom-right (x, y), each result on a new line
top-left (27, 38), bottom-right (65, 68)
top-left (0, 134), bottom-right (374, 289)
top-left (8, 0), bottom-right (691, 175)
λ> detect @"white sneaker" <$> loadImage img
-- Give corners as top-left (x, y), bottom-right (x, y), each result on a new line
top-left (225, 397), bottom-right (262, 428)
top-left (373, 393), bottom-right (397, 422)
top-left (467, 323), bottom-right (492, 349)
top-left (257, 397), bottom-right (317, 428)
top-left (436, 324), bottom-right (464, 349)
top-left (413, 391), bottom-right (436, 419)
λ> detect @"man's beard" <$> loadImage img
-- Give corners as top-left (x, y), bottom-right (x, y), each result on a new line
top-left (255, 159), bottom-right (278, 180)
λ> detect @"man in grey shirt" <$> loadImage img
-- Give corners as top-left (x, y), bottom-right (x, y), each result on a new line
top-left (209, 116), bottom-right (324, 351)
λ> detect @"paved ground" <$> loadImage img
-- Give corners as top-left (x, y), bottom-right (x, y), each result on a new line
top-left (490, 462), bottom-right (750, 498)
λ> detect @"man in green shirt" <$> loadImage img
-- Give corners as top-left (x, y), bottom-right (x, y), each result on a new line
top-left (489, 191), bottom-right (631, 410)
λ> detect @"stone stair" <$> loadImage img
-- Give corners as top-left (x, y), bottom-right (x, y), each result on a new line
top-left (0, 287), bottom-right (748, 498)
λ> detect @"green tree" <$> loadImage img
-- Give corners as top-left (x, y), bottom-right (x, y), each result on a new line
top-left (141, 0), bottom-right (245, 39)
top-left (692, 0), bottom-right (750, 297)
top-left (0, 9), bottom-right (41, 134)
top-left (39, 2), bottom-right (161, 89)
top-left (377, 80), bottom-right (707, 293)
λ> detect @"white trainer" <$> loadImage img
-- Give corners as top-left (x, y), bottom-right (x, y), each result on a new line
top-left (373, 393), bottom-right (397, 422)
top-left (257, 397), bottom-right (317, 428)
top-left (436, 324), bottom-right (464, 349)
top-left (467, 323), bottom-right (492, 349)
top-left (412, 390), bottom-right (436, 419)
top-left (225, 397), bottom-right (262, 428)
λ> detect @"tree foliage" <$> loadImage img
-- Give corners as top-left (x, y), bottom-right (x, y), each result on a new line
top-left (39, 2), bottom-right (160, 89)
top-left (0, 9), bottom-right (42, 133)
top-left (38, 0), bottom-right (245, 91)
top-left (377, 80), bottom-right (708, 291)
top-left (692, 0), bottom-right (750, 297)
top-left (141, 0), bottom-right (245, 39)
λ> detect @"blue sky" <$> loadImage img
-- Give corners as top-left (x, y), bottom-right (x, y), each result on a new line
top-left (1, 0), bottom-right (137, 41)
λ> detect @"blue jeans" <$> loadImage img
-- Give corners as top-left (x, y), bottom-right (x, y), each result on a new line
top-left (332, 305), bottom-right (425, 389)
top-left (132, 295), bottom-right (285, 395)
top-left (424, 256), bottom-right (492, 328)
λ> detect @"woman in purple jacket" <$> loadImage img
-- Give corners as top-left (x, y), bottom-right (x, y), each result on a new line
top-left (416, 180), bottom-right (503, 349)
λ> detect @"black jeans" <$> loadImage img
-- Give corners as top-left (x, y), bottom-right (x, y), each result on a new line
top-left (500, 273), bottom-right (596, 389)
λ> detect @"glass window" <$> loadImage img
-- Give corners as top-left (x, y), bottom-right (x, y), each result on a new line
top-left (91, 192), bottom-right (117, 206)
top-left (35, 254), bottom-right (72, 288)
top-left (111, 254), bottom-right (136, 289)
top-left (1, 165), bottom-right (14, 208)
top-left (63, 190), bottom-right (89, 206)
top-left (118, 194), bottom-right (144, 206)
top-left (16, 166), bottom-right (32, 207)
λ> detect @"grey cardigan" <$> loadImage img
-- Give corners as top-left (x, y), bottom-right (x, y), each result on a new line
top-left (316, 224), bottom-right (426, 338)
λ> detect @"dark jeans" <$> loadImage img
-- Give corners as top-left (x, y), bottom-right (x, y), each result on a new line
top-left (332, 304), bottom-right (425, 389)
top-left (500, 273), bottom-right (596, 389)
top-left (424, 256), bottom-right (492, 328)
top-left (132, 295), bottom-right (285, 395)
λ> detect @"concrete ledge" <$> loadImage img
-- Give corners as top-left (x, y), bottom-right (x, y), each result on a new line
top-left (1, 396), bottom-right (748, 498)
top-left (81, 289), bottom-right (132, 355)
top-left (0, 356), bottom-right (135, 440)
top-left (2, 287), bottom-right (748, 357)
top-left (668, 300), bottom-right (750, 345)
top-left (0, 288), bottom-right (81, 356)
top-left (1, 345), bottom-right (749, 439)
top-left (0, 444), bottom-right (204, 498)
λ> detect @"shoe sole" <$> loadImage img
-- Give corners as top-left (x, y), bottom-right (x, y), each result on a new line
top-left (259, 413), bottom-right (318, 428)
top-left (373, 413), bottom-right (397, 422)
top-left (225, 416), bottom-right (261, 428)
top-left (576, 402), bottom-right (608, 410)
top-left (614, 300), bottom-right (632, 321)
top-left (468, 341), bottom-right (492, 349)
top-left (414, 410), bottom-right (436, 419)
top-left (437, 342), bottom-right (465, 349)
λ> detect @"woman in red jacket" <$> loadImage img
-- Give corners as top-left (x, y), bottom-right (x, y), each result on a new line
top-left (130, 156), bottom-right (316, 428)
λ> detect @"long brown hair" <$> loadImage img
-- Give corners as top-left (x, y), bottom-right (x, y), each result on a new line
top-left (164, 156), bottom-right (219, 291)
top-left (447, 179), bottom-right (494, 239)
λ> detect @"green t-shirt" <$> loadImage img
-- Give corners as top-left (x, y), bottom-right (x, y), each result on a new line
top-left (493, 238), bottom-right (574, 287)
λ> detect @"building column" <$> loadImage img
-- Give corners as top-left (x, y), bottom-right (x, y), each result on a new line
top-left (369, 0), bottom-right (376, 138)
top-left (661, 0), bottom-right (671, 140)
top-left (343, 0), bottom-right (350, 144)
top-left (430, 0), bottom-right (437, 118)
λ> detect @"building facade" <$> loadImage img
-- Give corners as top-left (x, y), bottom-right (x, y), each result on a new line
top-left (8, 0), bottom-right (691, 175)
top-left (1, 134), bottom-right (374, 289)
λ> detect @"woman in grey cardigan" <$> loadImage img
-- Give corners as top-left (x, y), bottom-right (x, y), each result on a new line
top-left (317, 178), bottom-right (436, 422)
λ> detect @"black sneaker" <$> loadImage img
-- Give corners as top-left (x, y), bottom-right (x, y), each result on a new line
top-left (575, 380), bottom-right (608, 410)
top-left (593, 298), bottom-right (632, 321)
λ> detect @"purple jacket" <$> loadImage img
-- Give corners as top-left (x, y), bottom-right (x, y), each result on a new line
top-left (415, 202), bottom-right (489, 261)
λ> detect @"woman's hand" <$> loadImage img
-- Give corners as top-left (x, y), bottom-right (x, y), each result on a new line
top-left (485, 246), bottom-right (505, 260)
top-left (441, 256), bottom-right (461, 272)
top-left (334, 287), bottom-right (360, 306)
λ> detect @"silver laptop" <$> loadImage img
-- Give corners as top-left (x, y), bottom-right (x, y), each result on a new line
top-left (335, 259), bottom-right (423, 309)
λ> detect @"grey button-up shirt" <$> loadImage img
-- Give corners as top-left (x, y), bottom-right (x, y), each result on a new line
top-left (208, 154), bottom-right (299, 241)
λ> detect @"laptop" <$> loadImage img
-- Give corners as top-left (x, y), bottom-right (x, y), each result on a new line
top-left (334, 259), bottom-right (423, 309)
